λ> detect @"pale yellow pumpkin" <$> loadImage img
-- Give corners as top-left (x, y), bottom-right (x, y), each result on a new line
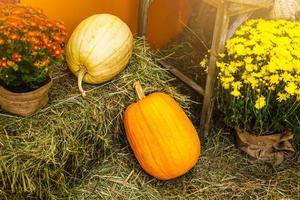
top-left (66, 14), bottom-right (133, 96)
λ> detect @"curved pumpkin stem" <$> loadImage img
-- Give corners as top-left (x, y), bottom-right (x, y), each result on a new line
top-left (78, 65), bottom-right (87, 97)
top-left (134, 81), bottom-right (145, 100)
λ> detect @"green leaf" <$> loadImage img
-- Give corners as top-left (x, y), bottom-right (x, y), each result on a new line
top-left (294, 127), bottom-right (300, 137)
top-left (12, 64), bottom-right (19, 71)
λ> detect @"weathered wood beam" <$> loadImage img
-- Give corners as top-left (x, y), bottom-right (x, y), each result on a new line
top-left (202, 0), bottom-right (219, 8)
top-left (158, 60), bottom-right (205, 96)
top-left (228, 0), bottom-right (274, 8)
top-left (228, 5), bottom-right (260, 16)
top-left (203, 0), bottom-right (273, 10)
top-left (296, 11), bottom-right (300, 20)
top-left (200, 3), bottom-right (230, 136)
top-left (138, 0), bottom-right (153, 37)
top-left (227, 12), bottom-right (252, 39)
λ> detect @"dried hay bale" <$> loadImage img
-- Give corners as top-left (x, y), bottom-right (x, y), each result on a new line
top-left (0, 38), bottom-right (191, 199)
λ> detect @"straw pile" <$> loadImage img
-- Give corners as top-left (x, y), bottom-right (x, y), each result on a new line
top-left (0, 38), bottom-right (191, 199)
top-left (70, 131), bottom-right (300, 200)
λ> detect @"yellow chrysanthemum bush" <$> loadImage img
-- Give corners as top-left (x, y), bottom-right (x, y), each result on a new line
top-left (210, 19), bottom-right (300, 134)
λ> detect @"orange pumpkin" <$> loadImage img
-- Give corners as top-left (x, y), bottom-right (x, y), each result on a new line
top-left (123, 82), bottom-right (201, 180)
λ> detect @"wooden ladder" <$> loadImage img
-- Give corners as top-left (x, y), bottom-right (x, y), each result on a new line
top-left (138, 0), bottom-right (274, 137)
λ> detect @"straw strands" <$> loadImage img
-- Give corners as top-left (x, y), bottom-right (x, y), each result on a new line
top-left (0, 38), bottom-right (191, 199)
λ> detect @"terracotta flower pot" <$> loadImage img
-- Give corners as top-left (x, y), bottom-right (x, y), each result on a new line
top-left (0, 79), bottom-right (52, 116)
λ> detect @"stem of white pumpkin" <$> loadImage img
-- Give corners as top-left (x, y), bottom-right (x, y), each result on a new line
top-left (134, 81), bottom-right (145, 100)
top-left (78, 65), bottom-right (87, 97)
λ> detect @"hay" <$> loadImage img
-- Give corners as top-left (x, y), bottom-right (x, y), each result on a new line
top-left (0, 38), bottom-right (191, 199)
top-left (70, 130), bottom-right (300, 200)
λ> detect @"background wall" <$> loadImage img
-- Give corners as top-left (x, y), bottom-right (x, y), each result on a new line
top-left (20, 0), bottom-right (192, 48)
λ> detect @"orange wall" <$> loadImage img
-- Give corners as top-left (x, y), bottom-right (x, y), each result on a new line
top-left (19, 0), bottom-right (192, 48)
top-left (20, 0), bottom-right (138, 33)
top-left (148, 0), bottom-right (191, 48)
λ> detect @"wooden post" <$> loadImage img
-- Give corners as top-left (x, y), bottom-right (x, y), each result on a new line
top-left (200, 3), bottom-right (230, 137)
top-left (297, 11), bottom-right (300, 20)
top-left (226, 12), bottom-right (252, 39)
top-left (200, 1), bottom-right (274, 136)
top-left (136, 0), bottom-right (274, 137)
top-left (158, 60), bottom-right (205, 96)
top-left (138, 0), bottom-right (153, 37)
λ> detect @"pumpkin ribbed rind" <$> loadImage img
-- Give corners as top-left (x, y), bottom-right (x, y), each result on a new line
top-left (124, 92), bottom-right (201, 180)
top-left (66, 14), bottom-right (133, 84)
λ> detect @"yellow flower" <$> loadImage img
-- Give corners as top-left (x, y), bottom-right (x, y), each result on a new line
top-left (255, 96), bottom-right (266, 110)
top-left (282, 72), bottom-right (294, 82)
top-left (220, 76), bottom-right (234, 83)
top-left (244, 56), bottom-right (253, 64)
top-left (214, 19), bottom-right (300, 105)
top-left (285, 82), bottom-right (297, 95)
top-left (253, 45), bottom-right (265, 55)
top-left (216, 61), bottom-right (227, 70)
top-left (230, 81), bottom-right (242, 97)
top-left (235, 44), bottom-right (246, 56)
top-left (232, 81), bottom-right (242, 89)
top-left (220, 76), bottom-right (234, 89)
top-left (231, 61), bottom-right (244, 68)
top-left (227, 63), bottom-right (238, 74)
top-left (277, 92), bottom-right (289, 102)
top-left (219, 53), bottom-right (225, 58)
top-left (231, 89), bottom-right (241, 97)
top-left (245, 64), bottom-right (258, 72)
top-left (245, 75), bottom-right (259, 89)
top-left (199, 58), bottom-right (208, 69)
top-left (269, 74), bottom-right (280, 85)
top-left (222, 82), bottom-right (230, 89)
top-left (293, 49), bottom-right (300, 59)
top-left (265, 62), bottom-right (278, 73)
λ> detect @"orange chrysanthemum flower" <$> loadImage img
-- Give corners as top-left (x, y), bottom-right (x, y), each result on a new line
top-left (0, 3), bottom-right (66, 89)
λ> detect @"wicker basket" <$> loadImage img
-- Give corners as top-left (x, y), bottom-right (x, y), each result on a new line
top-left (0, 79), bottom-right (52, 116)
top-left (270, 0), bottom-right (300, 20)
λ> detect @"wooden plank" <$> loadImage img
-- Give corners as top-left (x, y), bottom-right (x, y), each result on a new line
top-left (202, 0), bottom-right (274, 8)
top-left (297, 11), bottom-right (300, 20)
top-left (158, 60), bottom-right (205, 96)
top-left (227, 12), bottom-right (252, 39)
top-left (200, 3), bottom-right (230, 136)
top-left (202, 0), bottom-right (220, 8)
top-left (227, 0), bottom-right (274, 8)
top-left (138, 0), bottom-right (153, 36)
top-left (228, 4), bottom-right (264, 16)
